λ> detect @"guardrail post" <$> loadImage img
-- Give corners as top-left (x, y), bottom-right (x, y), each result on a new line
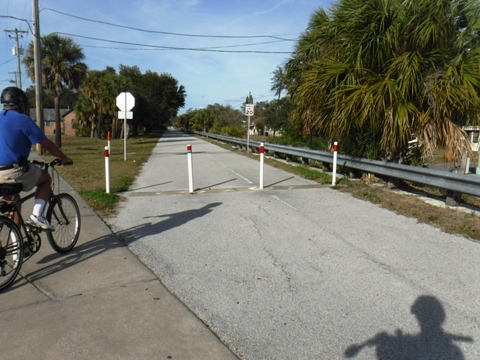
top-left (477, 151), bottom-right (480, 175)
top-left (446, 191), bottom-right (461, 206)
top-left (387, 178), bottom-right (400, 189)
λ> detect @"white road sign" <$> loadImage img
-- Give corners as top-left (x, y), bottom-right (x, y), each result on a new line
top-left (118, 111), bottom-right (133, 119)
top-left (116, 92), bottom-right (135, 111)
top-left (245, 104), bottom-right (254, 116)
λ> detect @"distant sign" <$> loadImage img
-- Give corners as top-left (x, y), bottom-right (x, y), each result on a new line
top-left (245, 104), bottom-right (254, 116)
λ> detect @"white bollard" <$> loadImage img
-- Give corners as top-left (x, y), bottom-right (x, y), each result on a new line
top-left (332, 142), bottom-right (338, 186)
top-left (105, 146), bottom-right (110, 193)
top-left (187, 144), bottom-right (194, 193)
top-left (259, 142), bottom-right (265, 189)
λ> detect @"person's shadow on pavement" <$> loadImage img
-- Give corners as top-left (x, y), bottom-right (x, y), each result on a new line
top-left (117, 202), bottom-right (222, 245)
top-left (344, 295), bottom-right (473, 359)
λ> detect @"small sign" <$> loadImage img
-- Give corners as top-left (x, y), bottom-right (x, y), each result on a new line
top-left (245, 104), bottom-right (254, 116)
top-left (118, 111), bottom-right (133, 119)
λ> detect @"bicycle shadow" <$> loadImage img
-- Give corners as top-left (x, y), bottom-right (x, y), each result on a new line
top-left (344, 295), bottom-right (473, 359)
top-left (116, 202), bottom-right (222, 245)
top-left (9, 202), bottom-right (223, 288)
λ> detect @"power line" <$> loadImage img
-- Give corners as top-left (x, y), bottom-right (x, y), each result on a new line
top-left (43, 8), bottom-right (297, 41)
top-left (80, 39), bottom-right (289, 51)
top-left (54, 32), bottom-right (293, 54)
top-left (0, 58), bottom-right (15, 67)
top-left (0, 15), bottom-right (34, 36)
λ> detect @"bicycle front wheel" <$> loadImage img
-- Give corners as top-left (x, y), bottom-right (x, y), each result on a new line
top-left (0, 216), bottom-right (23, 291)
top-left (46, 193), bottom-right (81, 253)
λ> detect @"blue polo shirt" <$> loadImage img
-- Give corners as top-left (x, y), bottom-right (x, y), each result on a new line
top-left (0, 110), bottom-right (46, 165)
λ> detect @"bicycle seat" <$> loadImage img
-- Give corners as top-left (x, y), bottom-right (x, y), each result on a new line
top-left (0, 183), bottom-right (23, 196)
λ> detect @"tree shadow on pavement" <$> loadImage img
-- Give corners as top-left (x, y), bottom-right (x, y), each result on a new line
top-left (344, 295), bottom-right (473, 359)
top-left (116, 202), bottom-right (222, 245)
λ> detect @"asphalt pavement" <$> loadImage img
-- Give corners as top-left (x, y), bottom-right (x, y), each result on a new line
top-left (3, 130), bottom-right (480, 360)
top-left (108, 130), bottom-right (480, 359)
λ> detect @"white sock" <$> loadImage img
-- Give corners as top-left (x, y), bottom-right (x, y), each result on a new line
top-left (32, 199), bottom-right (46, 217)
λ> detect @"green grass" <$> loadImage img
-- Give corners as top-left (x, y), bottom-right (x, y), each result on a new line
top-left (42, 132), bottom-right (163, 217)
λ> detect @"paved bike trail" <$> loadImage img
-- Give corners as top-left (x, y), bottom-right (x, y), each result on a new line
top-left (0, 150), bottom-right (238, 359)
top-left (108, 130), bottom-right (480, 359)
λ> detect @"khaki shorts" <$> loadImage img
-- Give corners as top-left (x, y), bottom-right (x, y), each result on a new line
top-left (0, 163), bottom-right (42, 192)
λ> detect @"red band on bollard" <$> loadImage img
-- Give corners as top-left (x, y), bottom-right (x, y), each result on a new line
top-left (187, 145), bottom-right (192, 152)
top-left (260, 145), bottom-right (264, 154)
top-left (333, 143), bottom-right (338, 152)
top-left (105, 148), bottom-right (109, 157)
top-left (108, 131), bottom-right (111, 141)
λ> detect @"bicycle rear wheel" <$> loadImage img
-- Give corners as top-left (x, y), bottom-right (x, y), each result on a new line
top-left (0, 216), bottom-right (23, 291)
top-left (46, 193), bottom-right (81, 253)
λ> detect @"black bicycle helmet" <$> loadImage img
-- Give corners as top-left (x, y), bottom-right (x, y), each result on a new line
top-left (1, 87), bottom-right (29, 111)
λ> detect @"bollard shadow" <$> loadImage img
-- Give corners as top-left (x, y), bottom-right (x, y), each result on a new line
top-left (127, 181), bottom-right (172, 192)
top-left (117, 202), bottom-right (222, 245)
top-left (344, 295), bottom-right (473, 359)
top-left (198, 179), bottom-right (237, 190)
top-left (265, 176), bottom-right (295, 187)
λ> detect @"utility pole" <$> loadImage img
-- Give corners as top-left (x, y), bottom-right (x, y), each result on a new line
top-left (4, 28), bottom-right (27, 89)
top-left (8, 72), bottom-right (18, 87)
top-left (32, 0), bottom-right (44, 154)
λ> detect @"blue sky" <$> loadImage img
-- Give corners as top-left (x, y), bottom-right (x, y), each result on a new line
top-left (1, 0), bottom-right (335, 113)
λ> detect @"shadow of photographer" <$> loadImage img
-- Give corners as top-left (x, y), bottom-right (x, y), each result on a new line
top-left (345, 296), bottom-right (473, 359)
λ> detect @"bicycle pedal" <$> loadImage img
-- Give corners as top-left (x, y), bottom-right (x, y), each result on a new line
top-left (26, 224), bottom-right (41, 233)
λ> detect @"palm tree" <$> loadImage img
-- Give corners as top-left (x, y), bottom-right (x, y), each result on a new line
top-left (24, 34), bottom-right (87, 147)
top-left (79, 70), bottom-right (103, 138)
top-left (286, 0), bottom-right (480, 163)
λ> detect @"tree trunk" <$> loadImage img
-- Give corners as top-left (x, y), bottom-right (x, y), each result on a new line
top-left (54, 96), bottom-right (61, 147)
top-left (111, 115), bottom-right (117, 139)
top-left (90, 118), bottom-right (95, 138)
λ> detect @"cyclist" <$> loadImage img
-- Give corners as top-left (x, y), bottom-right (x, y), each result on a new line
top-left (0, 86), bottom-right (73, 230)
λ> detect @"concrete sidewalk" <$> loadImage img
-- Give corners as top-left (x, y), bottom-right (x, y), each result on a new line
top-left (0, 151), bottom-right (238, 359)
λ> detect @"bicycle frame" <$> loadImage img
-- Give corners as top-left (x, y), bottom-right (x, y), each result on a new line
top-left (0, 159), bottom-right (66, 259)
top-left (0, 158), bottom-right (81, 290)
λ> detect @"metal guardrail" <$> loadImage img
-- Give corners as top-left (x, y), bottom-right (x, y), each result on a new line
top-left (196, 132), bottom-right (480, 199)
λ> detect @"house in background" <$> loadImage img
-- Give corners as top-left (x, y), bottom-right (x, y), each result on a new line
top-left (29, 109), bottom-right (77, 136)
top-left (463, 126), bottom-right (480, 152)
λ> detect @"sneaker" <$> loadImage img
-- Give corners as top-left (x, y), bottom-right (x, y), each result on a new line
top-left (27, 214), bottom-right (55, 231)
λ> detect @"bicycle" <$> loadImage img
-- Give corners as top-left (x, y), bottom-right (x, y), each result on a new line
top-left (0, 158), bottom-right (81, 291)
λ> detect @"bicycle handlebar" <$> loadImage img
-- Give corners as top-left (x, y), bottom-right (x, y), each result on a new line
top-left (30, 158), bottom-right (63, 169)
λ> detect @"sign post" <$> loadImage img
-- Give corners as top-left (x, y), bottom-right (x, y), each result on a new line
top-left (245, 92), bottom-right (254, 153)
top-left (116, 92), bottom-right (135, 161)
